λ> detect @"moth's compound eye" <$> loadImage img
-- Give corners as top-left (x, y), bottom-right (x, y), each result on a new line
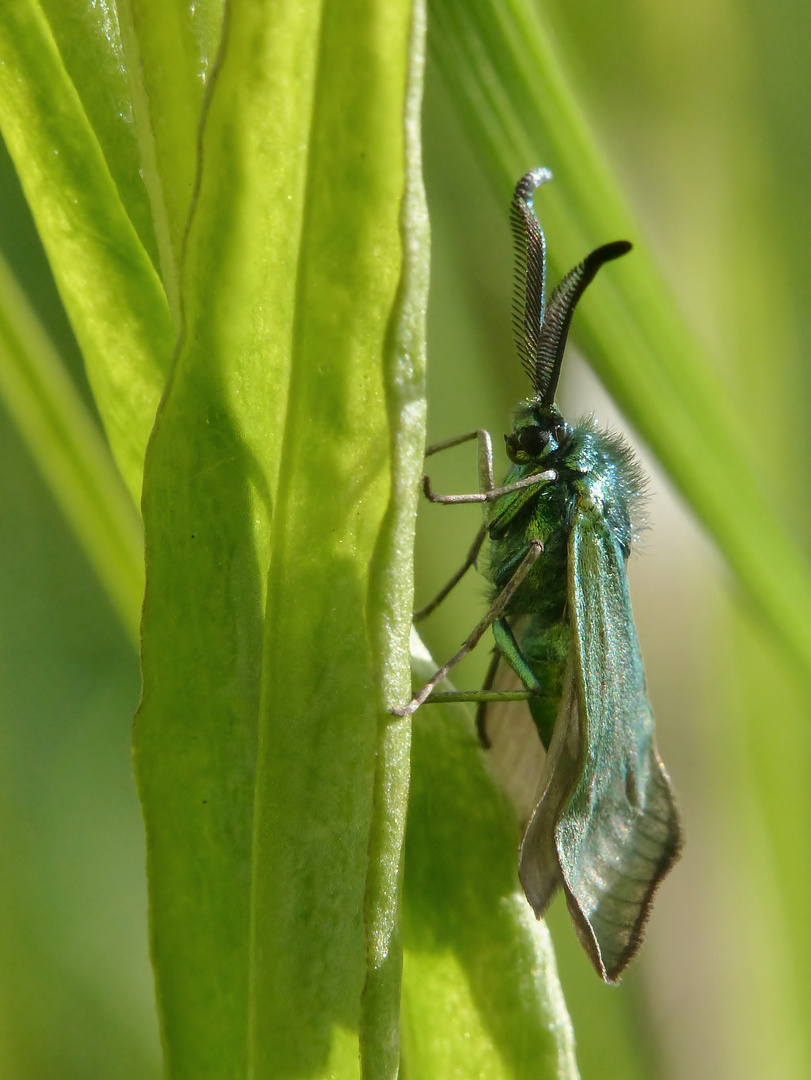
top-left (519, 426), bottom-right (549, 457)
top-left (505, 426), bottom-right (549, 463)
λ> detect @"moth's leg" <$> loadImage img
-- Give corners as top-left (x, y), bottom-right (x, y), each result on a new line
top-left (422, 469), bottom-right (557, 505)
top-left (412, 430), bottom-right (494, 619)
top-left (475, 619), bottom-right (543, 746)
top-left (493, 619), bottom-right (562, 751)
top-left (421, 428), bottom-right (496, 505)
top-left (392, 540), bottom-right (543, 717)
top-left (423, 428), bottom-right (555, 504)
top-left (413, 521), bottom-right (488, 622)
top-left (414, 427), bottom-right (551, 620)
top-left (475, 648), bottom-right (502, 748)
top-left (492, 618), bottom-right (542, 695)
top-left (476, 620), bottom-right (550, 747)
top-left (475, 428), bottom-right (496, 495)
top-left (425, 428), bottom-right (496, 489)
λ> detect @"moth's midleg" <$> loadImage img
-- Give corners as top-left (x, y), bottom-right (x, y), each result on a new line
top-left (413, 521), bottom-right (488, 622)
top-left (393, 539), bottom-right (543, 717)
top-left (412, 430), bottom-right (494, 619)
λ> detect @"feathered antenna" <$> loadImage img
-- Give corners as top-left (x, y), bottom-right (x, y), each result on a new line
top-left (511, 169), bottom-right (632, 406)
top-left (511, 169), bottom-right (552, 390)
top-left (535, 240), bottom-right (631, 407)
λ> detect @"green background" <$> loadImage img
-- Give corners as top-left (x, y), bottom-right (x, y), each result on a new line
top-left (0, 0), bottom-right (809, 1077)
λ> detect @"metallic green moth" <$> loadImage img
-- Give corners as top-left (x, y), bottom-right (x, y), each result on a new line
top-left (402, 168), bottom-right (683, 983)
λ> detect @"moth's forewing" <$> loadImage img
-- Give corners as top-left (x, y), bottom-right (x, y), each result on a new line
top-left (479, 638), bottom-right (548, 827)
top-left (557, 510), bottom-right (682, 982)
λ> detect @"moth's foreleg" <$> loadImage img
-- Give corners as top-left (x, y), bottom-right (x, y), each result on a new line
top-left (421, 428), bottom-right (495, 503)
top-left (422, 428), bottom-right (555, 504)
top-left (422, 469), bottom-right (557, 505)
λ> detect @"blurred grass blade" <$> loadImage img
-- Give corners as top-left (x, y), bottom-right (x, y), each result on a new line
top-left (135, 0), bottom-right (418, 1074)
top-left (0, 0), bottom-right (174, 499)
top-left (402, 636), bottom-right (579, 1080)
top-left (116, 0), bottom-right (226, 323)
top-left (429, 0), bottom-right (811, 689)
top-left (0, 252), bottom-right (143, 644)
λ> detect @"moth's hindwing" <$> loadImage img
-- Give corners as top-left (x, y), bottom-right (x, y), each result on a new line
top-left (518, 660), bottom-right (581, 921)
top-left (478, 631), bottom-right (548, 828)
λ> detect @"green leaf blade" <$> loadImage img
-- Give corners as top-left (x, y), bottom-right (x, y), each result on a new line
top-left (134, 0), bottom-right (325, 1059)
top-left (117, 0), bottom-right (226, 321)
top-left (136, 0), bottom-right (420, 1075)
top-left (249, 0), bottom-right (420, 1071)
top-left (38, 0), bottom-right (161, 268)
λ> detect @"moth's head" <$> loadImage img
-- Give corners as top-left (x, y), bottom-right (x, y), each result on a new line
top-left (505, 401), bottom-right (569, 466)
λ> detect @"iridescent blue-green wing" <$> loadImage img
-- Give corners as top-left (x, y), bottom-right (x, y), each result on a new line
top-left (519, 508), bottom-right (682, 982)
